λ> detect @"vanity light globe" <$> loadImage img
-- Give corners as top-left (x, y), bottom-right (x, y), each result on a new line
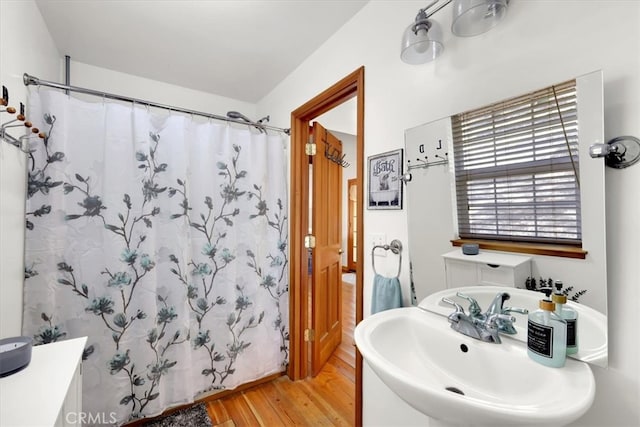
top-left (451, 0), bottom-right (508, 37)
top-left (400, 19), bottom-right (444, 64)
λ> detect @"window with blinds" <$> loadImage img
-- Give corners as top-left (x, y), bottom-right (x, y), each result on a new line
top-left (452, 79), bottom-right (581, 245)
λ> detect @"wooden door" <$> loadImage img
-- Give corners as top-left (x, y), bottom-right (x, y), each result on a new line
top-left (311, 121), bottom-right (343, 376)
top-left (347, 179), bottom-right (358, 272)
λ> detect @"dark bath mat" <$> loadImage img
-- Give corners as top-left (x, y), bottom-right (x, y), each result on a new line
top-left (142, 403), bottom-right (212, 427)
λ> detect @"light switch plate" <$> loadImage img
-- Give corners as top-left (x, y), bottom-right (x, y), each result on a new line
top-left (371, 233), bottom-right (386, 257)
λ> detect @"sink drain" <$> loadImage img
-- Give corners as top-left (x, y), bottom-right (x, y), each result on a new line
top-left (445, 386), bottom-right (465, 395)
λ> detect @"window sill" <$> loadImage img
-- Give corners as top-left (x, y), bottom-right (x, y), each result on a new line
top-left (451, 239), bottom-right (587, 260)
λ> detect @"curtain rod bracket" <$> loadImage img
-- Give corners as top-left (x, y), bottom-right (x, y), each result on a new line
top-left (24, 73), bottom-right (38, 86)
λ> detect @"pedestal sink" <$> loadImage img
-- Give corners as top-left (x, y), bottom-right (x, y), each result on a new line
top-left (354, 307), bottom-right (595, 426)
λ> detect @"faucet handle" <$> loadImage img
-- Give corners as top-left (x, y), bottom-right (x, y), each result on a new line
top-left (503, 306), bottom-right (529, 315)
top-left (455, 292), bottom-right (482, 316)
top-left (485, 313), bottom-right (516, 327)
top-left (442, 297), bottom-right (465, 314)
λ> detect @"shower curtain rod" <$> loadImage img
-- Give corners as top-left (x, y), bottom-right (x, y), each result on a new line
top-left (23, 73), bottom-right (290, 135)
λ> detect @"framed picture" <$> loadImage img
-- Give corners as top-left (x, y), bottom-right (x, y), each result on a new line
top-left (368, 148), bottom-right (403, 210)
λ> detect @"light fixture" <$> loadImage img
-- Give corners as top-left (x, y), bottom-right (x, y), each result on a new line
top-left (589, 136), bottom-right (640, 169)
top-left (451, 0), bottom-right (508, 37)
top-left (400, 6), bottom-right (444, 64)
top-left (401, 0), bottom-right (509, 64)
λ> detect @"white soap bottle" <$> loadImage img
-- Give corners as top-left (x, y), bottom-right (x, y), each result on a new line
top-left (552, 281), bottom-right (579, 355)
top-left (527, 299), bottom-right (567, 368)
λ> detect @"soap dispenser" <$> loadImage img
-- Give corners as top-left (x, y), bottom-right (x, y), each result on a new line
top-left (527, 298), bottom-right (567, 368)
top-left (552, 281), bottom-right (579, 355)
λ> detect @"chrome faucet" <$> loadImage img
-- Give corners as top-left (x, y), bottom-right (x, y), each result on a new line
top-left (442, 297), bottom-right (515, 344)
top-left (442, 298), bottom-right (486, 341)
top-left (483, 292), bottom-right (529, 334)
top-left (442, 291), bottom-right (527, 343)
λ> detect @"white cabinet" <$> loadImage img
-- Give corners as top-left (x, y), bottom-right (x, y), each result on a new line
top-left (443, 249), bottom-right (532, 288)
top-left (1, 336), bottom-right (87, 427)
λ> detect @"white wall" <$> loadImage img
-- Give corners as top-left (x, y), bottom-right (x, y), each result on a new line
top-left (0, 0), bottom-right (61, 338)
top-left (67, 61), bottom-right (256, 121)
top-left (257, 1), bottom-right (639, 425)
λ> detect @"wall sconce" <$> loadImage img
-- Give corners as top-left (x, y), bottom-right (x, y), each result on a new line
top-left (401, 0), bottom-right (509, 64)
top-left (589, 136), bottom-right (640, 169)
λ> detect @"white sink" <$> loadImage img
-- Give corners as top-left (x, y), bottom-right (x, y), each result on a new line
top-left (355, 307), bottom-right (595, 426)
top-left (421, 285), bottom-right (608, 366)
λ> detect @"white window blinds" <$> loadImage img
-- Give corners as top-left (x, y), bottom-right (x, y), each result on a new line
top-left (452, 79), bottom-right (581, 245)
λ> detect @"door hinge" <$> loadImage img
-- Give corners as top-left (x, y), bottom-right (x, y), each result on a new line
top-left (306, 136), bottom-right (317, 156)
top-left (304, 234), bottom-right (316, 249)
top-left (304, 329), bottom-right (315, 342)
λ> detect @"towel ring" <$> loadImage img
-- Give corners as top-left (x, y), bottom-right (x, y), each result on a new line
top-left (371, 239), bottom-right (403, 279)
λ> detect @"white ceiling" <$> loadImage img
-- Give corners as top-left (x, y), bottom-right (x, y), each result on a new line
top-left (35, 0), bottom-right (369, 103)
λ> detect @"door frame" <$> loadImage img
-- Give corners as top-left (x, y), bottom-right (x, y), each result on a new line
top-left (288, 66), bottom-right (364, 426)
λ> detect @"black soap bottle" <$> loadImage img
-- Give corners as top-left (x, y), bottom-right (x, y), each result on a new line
top-left (552, 281), bottom-right (579, 355)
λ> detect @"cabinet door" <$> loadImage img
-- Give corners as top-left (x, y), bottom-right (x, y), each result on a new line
top-left (445, 259), bottom-right (479, 288)
top-left (477, 263), bottom-right (516, 287)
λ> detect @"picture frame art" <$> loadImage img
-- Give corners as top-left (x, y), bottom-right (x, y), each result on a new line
top-left (367, 148), bottom-right (403, 210)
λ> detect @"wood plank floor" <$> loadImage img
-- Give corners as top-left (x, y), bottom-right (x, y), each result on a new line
top-left (205, 278), bottom-right (356, 426)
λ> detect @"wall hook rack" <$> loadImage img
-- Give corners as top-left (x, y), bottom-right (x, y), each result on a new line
top-left (1, 85), bottom-right (46, 153)
top-left (323, 139), bottom-right (350, 168)
top-left (405, 151), bottom-right (448, 172)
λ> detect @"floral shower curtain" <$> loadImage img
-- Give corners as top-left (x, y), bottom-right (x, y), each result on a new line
top-left (22, 88), bottom-right (289, 424)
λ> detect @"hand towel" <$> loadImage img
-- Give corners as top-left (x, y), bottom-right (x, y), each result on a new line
top-left (371, 273), bottom-right (403, 314)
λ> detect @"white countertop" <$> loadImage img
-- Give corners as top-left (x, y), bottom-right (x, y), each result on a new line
top-left (1, 336), bottom-right (87, 427)
top-left (442, 249), bottom-right (532, 267)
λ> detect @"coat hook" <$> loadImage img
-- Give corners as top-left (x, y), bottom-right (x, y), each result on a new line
top-left (1, 85), bottom-right (8, 106)
top-left (18, 102), bottom-right (25, 121)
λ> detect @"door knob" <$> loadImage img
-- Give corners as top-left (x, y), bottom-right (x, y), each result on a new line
top-left (338, 249), bottom-right (344, 254)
